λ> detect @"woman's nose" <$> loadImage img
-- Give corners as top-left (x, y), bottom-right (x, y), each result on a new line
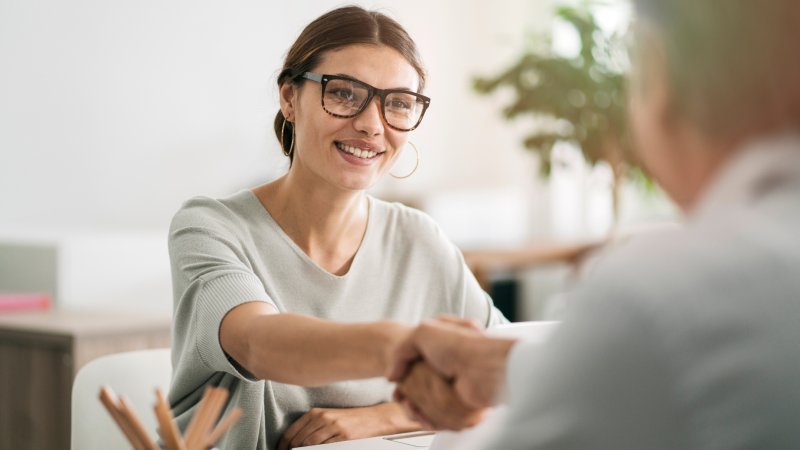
top-left (352, 97), bottom-right (385, 136)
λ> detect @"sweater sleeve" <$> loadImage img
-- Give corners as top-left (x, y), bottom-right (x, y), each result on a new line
top-left (456, 252), bottom-right (509, 328)
top-left (421, 210), bottom-right (509, 328)
top-left (169, 198), bottom-right (276, 380)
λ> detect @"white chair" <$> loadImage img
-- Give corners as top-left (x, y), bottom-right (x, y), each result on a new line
top-left (71, 348), bottom-right (172, 450)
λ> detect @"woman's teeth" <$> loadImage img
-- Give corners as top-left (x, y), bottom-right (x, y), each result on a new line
top-left (336, 142), bottom-right (377, 159)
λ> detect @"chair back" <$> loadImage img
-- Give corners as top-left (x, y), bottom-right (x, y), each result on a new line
top-left (71, 348), bottom-right (171, 450)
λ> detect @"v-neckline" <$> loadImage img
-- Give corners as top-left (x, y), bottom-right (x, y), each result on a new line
top-left (245, 190), bottom-right (373, 279)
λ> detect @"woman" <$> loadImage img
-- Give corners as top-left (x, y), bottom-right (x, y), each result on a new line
top-left (167, 6), bottom-right (507, 450)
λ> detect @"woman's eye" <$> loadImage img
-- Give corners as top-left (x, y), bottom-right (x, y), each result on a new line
top-left (388, 99), bottom-right (411, 110)
top-left (331, 89), bottom-right (355, 101)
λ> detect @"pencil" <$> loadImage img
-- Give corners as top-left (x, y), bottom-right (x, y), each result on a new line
top-left (183, 386), bottom-right (213, 447)
top-left (154, 388), bottom-right (187, 450)
top-left (203, 388), bottom-right (229, 442)
top-left (205, 406), bottom-right (242, 449)
top-left (185, 386), bottom-right (225, 448)
top-left (99, 386), bottom-right (146, 450)
top-left (188, 387), bottom-right (228, 448)
top-left (119, 395), bottom-right (160, 450)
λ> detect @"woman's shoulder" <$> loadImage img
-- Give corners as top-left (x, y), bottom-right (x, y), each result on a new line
top-left (369, 196), bottom-right (448, 242)
top-left (371, 196), bottom-right (436, 224)
top-left (170, 190), bottom-right (259, 233)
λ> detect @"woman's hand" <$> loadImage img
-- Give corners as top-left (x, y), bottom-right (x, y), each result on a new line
top-left (388, 316), bottom-right (512, 411)
top-left (277, 402), bottom-right (422, 450)
top-left (394, 360), bottom-right (488, 431)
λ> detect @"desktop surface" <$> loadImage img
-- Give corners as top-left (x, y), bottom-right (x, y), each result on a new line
top-left (299, 431), bottom-right (435, 449)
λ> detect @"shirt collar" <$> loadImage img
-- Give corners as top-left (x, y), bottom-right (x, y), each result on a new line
top-left (691, 129), bottom-right (800, 222)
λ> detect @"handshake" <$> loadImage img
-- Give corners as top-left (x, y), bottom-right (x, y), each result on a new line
top-left (385, 317), bottom-right (517, 431)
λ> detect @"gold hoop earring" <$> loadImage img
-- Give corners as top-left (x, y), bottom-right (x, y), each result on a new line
top-left (390, 141), bottom-right (419, 179)
top-left (281, 118), bottom-right (295, 157)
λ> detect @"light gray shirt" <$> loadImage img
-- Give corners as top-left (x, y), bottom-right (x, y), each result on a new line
top-left (167, 191), bottom-right (506, 450)
top-left (492, 132), bottom-right (800, 449)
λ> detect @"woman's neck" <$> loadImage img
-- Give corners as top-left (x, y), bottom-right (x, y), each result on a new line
top-left (253, 171), bottom-right (369, 274)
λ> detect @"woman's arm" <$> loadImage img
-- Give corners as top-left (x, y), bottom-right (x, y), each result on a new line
top-left (220, 301), bottom-right (411, 386)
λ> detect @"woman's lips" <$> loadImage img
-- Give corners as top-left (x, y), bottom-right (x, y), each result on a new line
top-left (334, 142), bottom-right (383, 165)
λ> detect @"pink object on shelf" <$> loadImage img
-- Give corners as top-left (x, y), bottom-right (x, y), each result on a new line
top-left (0, 293), bottom-right (52, 311)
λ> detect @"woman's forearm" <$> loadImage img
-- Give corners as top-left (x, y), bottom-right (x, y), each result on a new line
top-left (222, 303), bottom-right (411, 385)
top-left (251, 313), bottom-right (409, 385)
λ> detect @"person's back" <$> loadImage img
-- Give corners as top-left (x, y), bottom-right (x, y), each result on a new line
top-left (651, 139), bottom-right (800, 448)
top-left (490, 133), bottom-right (800, 450)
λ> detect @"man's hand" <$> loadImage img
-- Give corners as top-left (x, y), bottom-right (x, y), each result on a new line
top-left (394, 360), bottom-right (488, 430)
top-left (387, 316), bottom-right (481, 382)
top-left (387, 316), bottom-right (516, 410)
top-left (277, 402), bottom-right (421, 450)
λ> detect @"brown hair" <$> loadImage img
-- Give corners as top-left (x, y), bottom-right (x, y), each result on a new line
top-left (633, 0), bottom-right (800, 141)
top-left (273, 6), bottom-right (427, 163)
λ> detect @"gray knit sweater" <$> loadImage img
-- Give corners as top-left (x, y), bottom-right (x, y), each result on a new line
top-left (167, 190), bottom-right (507, 450)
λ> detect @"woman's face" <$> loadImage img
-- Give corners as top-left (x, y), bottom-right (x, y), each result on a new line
top-left (280, 44), bottom-right (421, 192)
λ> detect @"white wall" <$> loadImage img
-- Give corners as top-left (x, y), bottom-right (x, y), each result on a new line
top-left (0, 0), bottom-right (555, 233)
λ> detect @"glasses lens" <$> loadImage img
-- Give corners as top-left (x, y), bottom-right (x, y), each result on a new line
top-left (384, 92), bottom-right (425, 130)
top-left (322, 79), bottom-right (370, 117)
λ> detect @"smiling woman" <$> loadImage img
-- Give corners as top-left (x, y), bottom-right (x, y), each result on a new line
top-left (165, 6), bottom-right (507, 450)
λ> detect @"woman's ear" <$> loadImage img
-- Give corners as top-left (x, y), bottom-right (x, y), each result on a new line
top-left (279, 83), bottom-right (297, 122)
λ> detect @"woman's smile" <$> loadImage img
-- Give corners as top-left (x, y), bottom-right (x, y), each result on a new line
top-left (334, 140), bottom-right (386, 166)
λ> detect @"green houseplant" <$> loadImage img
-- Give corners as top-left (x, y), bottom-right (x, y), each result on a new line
top-left (474, 3), bottom-right (644, 220)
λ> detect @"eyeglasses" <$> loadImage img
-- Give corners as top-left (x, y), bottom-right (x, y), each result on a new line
top-left (298, 72), bottom-right (431, 132)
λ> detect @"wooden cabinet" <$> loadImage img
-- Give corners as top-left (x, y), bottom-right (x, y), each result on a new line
top-left (0, 310), bottom-right (171, 450)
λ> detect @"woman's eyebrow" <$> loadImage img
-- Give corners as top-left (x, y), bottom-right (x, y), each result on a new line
top-left (332, 72), bottom-right (415, 91)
